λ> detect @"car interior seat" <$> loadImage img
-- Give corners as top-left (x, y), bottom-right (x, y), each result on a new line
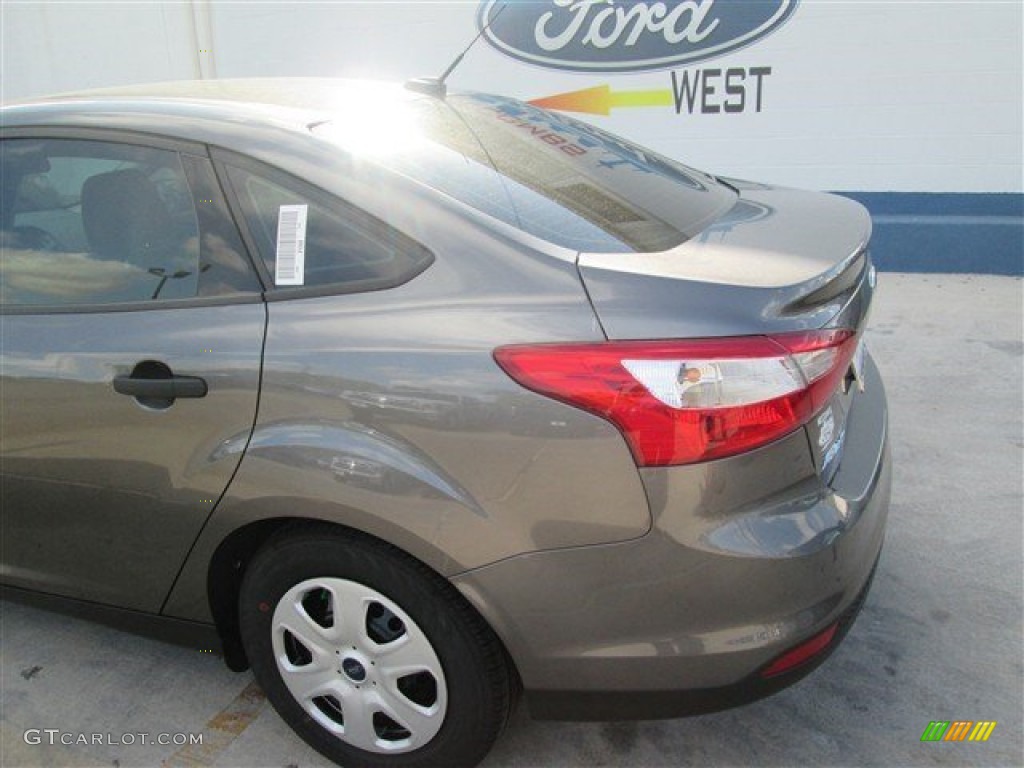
top-left (81, 168), bottom-right (177, 267)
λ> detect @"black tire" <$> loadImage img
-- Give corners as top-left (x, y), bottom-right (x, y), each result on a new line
top-left (238, 525), bottom-right (514, 768)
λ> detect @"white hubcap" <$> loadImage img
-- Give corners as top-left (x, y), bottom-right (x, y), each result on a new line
top-left (271, 577), bottom-right (447, 753)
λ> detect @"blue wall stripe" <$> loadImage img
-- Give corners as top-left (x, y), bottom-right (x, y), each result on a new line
top-left (835, 193), bottom-right (1023, 276)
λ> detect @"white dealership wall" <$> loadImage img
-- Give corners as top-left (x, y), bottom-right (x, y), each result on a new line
top-left (2, 1), bottom-right (1021, 195)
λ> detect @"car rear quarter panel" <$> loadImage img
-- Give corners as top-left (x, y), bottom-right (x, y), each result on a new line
top-left (163, 181), bottom-right (652, 622)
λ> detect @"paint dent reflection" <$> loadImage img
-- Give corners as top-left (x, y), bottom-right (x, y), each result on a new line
top-left (701, 492), bottom-right (852, 558)
top-left (213, 419), bottom-right (483, 515)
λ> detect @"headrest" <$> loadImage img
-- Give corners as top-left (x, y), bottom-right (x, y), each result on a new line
top-left (81, 169), bottom-right (173, 261)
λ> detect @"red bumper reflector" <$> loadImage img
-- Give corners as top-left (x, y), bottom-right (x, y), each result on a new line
top-left (759, 622), bottom-right (839, 678)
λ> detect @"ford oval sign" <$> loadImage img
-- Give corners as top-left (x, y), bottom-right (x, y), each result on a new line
top-left (478, 0), bottom-right (799, 73)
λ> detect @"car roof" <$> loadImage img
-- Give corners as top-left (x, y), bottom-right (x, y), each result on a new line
top-left (0, 78), bottom-right (431, 147)
top-left (3, 77), bottom-right (424, 111)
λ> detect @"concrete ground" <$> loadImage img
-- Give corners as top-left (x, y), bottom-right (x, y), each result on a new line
top-left (2, 274), bottom-right (1022, 768)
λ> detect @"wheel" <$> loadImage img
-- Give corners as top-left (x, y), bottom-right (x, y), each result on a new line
top-left (238, 526), bottom-right (514, 768)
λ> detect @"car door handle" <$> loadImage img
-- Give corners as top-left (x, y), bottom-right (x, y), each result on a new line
top-left (113, 374), bottom-right (208, 399)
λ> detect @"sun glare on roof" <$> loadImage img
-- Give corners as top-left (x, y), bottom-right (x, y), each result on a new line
top-left (313, 94), bottom-right (426, 159)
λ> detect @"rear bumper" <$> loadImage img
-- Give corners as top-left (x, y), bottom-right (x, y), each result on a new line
top-left (452, 354), bottom-right (890, 720)
top-left (524, 555), bottom-right (880, 720)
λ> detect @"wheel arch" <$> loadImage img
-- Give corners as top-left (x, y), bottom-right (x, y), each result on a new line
top-left (206, 516), bottom-right (292, 671)
top-left (202, 512), bottom-right (520, 695)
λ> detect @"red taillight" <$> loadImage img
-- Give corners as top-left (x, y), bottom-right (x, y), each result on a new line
top-left (494, 330), bottom-right (858, 467)
top-left (759, 622), bottom-right (839, 678)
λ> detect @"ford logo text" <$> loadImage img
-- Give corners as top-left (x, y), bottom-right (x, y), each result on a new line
top-left (478, 0), bottom-right (799, 72)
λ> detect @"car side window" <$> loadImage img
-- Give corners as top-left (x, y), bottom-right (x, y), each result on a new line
top-left (224, 163), bottom-right (432, 291)
top-left (179, 154), bottom-right (263, 298)
top-left (0, 139), bottom-right (259, 307)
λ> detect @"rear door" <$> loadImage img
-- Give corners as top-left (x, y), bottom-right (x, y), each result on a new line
top-left (0, 133), bottom-right (266, 612)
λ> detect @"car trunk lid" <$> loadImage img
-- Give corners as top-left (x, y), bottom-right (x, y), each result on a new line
top-left (577, 182), bottom-right (873, 338)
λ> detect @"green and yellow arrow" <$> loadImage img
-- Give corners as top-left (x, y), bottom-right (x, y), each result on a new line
top-left (528, 84), bottom-right (673, 116)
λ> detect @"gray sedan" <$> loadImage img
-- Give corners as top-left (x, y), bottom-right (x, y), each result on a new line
top-left (0, 79), bottom-right (890, 768)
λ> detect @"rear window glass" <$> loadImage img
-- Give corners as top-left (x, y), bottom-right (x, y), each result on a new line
top-left (314, 93), bottom-right (736, 254)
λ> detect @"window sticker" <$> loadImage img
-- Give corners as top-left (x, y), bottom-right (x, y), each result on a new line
top-left (275, 204), bottom-right (307, 286)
